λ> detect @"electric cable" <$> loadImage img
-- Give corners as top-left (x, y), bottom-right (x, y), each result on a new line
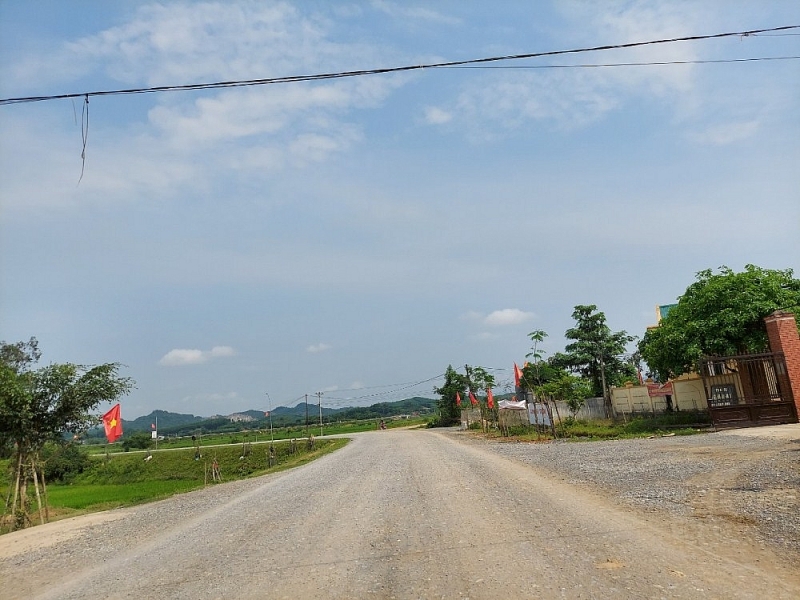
top-left (1, 25), bottom-right (797, 106)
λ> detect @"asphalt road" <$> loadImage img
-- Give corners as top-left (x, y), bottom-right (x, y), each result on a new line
top-left (2, 429), bottom-right (799, 599)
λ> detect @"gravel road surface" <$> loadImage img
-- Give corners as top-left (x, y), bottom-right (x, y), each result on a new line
top-left (1, 428), bottom-right (799, 599)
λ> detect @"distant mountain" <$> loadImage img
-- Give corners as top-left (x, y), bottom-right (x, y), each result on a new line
top-left (91, 396), bottom-right (437, 438)
top-left (124, 409), bottom-right (204, 432)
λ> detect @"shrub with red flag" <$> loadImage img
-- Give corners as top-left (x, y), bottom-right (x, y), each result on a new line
top-left (456, 391), bottom-right (462, 407)
top-left (469, 391), bottom-right (478, 406)
top-left (102, 404), bottom-right (123, 443)
top-left (487, 388), bottom-right (495, 409)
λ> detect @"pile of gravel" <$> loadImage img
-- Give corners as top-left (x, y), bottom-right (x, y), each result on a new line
top-left (464, 432), bottom-right (800, 555)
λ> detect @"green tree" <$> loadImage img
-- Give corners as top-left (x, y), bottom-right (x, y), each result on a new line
top-left (0, 338), bottom-right (133, 529)
top-left (464, 365), bottom-right (495, 396)
top-left (639, 265), bottom-right (800, 380)
top-left (540, 374), bottom-right (592, 419)
top-left (431, 365), bottom-right (468, 427)
top-left (550, 305), bottom-right (635, 397)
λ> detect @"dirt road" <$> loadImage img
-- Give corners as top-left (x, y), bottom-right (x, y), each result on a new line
top-left (1, 429), bottom-right (798, 599)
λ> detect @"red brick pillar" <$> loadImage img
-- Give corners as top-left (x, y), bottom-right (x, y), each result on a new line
top-left (764, 311), bottom-right (800, 417)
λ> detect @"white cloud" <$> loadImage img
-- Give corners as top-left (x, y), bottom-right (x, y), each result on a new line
top-left (424, 106), bottom-right (453, 125)
top-left (307, 342), bottom-right (332, 353)
top-left (159, 345), bottom-right (236, 366)
top-left (0, 2), bottom-right (407, 212)
top-left (435, 1), bottom-right (709, 139)
top-left (210, 346), bottom-right (236, 357)
top-left (690, 120), bottom-right (760, 146)
top-left (484, 308), bottom-right (535, 326)
top-left (370, 1), bottom-right (461, 25)
top-left (159, 349), bottom-right (205, 366)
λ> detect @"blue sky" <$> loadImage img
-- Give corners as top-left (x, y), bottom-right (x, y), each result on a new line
top-left (1, 1), bottom-right (798, 419)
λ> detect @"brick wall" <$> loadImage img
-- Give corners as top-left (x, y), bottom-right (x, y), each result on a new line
top-left (764, 311), bottom-right (800, 416)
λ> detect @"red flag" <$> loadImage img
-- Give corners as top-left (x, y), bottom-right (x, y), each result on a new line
top-left (469, 391), bottom-right (478, 406)
top-left (514, 363), bottom-right (523, 388)
top-left (487, 388), bottom-right (495, 409)
top-left (456, 391), bottom-right (462, 407)
top-left (102, 404), bottom-right (123, 443)
top-left (151, 423), bottom-right (156, 429)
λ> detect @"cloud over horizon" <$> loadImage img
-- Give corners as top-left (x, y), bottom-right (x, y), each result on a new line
top-left (159, 345), bottom-right (236, 366)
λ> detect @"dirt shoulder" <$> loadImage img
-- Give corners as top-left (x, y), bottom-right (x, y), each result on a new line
top-left (460, 424), bottom-right (800, 562)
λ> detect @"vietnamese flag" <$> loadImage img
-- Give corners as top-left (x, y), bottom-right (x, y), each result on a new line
top-left (487, 388), bottom-right (495, 409)
top-left (102, 404), bottom-right (123, 443)
top-left (456, 391), bottom-right (462, 407)
top-left (514, 363), bottom-right (523, 388)
top-left (469, 391), bottom-right (478, 406)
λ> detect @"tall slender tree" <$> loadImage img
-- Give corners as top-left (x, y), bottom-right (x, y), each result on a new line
top-left (550, 305), bottom-right (635, 397)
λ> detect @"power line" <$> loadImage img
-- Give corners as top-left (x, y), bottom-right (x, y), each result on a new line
top-left (322, 373), bottom-right (445, 403)
top-left (451, 56), bottom-right (800, 69)
top-left (1, 25), bottom-right (797, 106)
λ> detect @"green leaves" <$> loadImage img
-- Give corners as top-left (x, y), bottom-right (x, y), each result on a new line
top-left (639, 265), bottom-right (800, 380)
top-left (553, 305), bottom-right (634, 397)
top-left (432, 365), bottom-right (468, 426)
top-left (0, 340), bottom-right (134, 452)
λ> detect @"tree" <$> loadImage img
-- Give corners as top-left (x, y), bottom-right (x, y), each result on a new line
top-left (639, 265), bottom-right (800, 381)
top-left (540, 374), bottom-right (593, 419)
top-left (464, 365), bottom-right (495, 396)
top-left (431, 365), bottom-right (468, 427)
top-left (550, 305), bottom-right (635, 397)
top-left (0, 338), bottom-right (133, 530)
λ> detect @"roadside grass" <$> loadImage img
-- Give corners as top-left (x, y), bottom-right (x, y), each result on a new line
top-left (84, 417), bottom-right (427, 454)
top-left (1, 438), bottom-right (347, 533)
top-left (487, 411), bottom-right (712, 442)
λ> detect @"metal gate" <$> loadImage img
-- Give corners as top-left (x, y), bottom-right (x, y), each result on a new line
top-left (699, 352), bottom-right (797, 428)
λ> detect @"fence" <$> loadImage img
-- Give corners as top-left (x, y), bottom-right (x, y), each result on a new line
top-left (611, 375), bottom-right (708, 417)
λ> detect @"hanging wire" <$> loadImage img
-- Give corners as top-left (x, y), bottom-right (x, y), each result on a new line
top-left (78, 95), bottom-right (89, 185)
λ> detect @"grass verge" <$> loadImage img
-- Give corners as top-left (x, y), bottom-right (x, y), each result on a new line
top-left (1, 437), bottom-right (347, 532)
top-left (485, 411), bottom-right (712, 442)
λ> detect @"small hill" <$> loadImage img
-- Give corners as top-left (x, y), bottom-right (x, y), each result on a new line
top-left (125, 409), bottom-right (204, 432)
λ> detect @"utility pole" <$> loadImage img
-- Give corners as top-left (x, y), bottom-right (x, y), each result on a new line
top-left (305, 394), bottom-right (309, 436)
top-left (265, 392), bottom-right (274, 443)
top-left (317, 391), bottom-right (323, 437)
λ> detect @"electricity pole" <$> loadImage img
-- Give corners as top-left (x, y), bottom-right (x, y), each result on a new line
top-left (265, 392), bottom-right (274, 443)
top-left (317, 391), bottom-right (323, 437)
top-left (305, 394), bottom-right (309, 436)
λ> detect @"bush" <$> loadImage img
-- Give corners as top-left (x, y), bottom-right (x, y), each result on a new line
top-left (121, 431), bottom-right (152, 452)
top-left (42, 443), bottom-right (92, 483)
